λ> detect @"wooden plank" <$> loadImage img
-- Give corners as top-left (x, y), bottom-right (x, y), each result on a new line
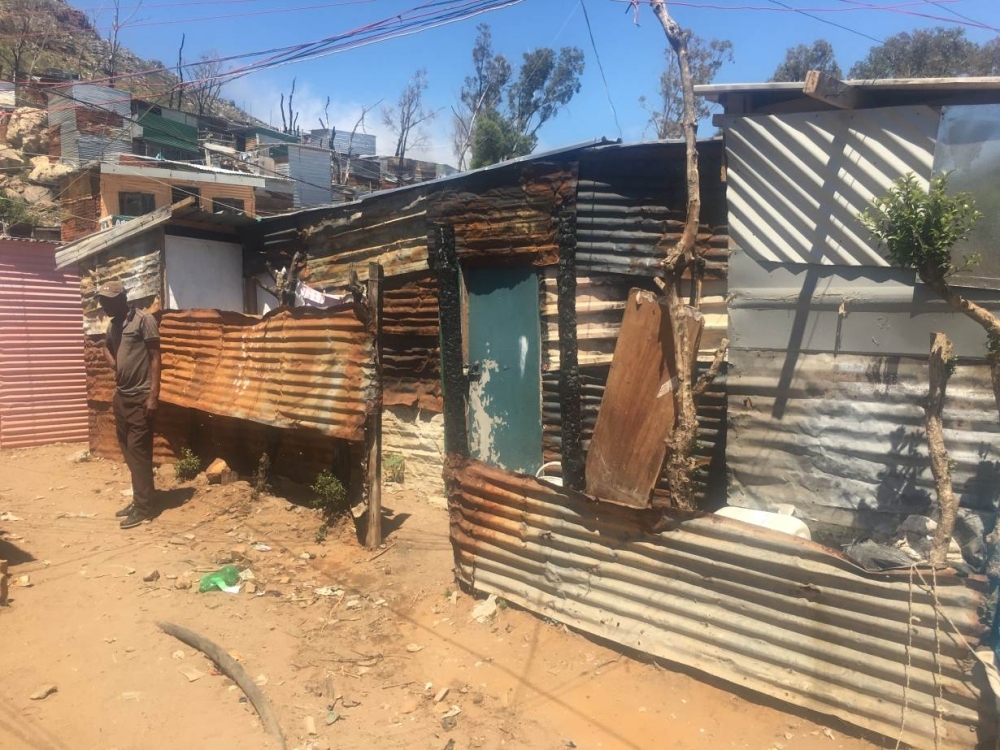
top-left (803, 70), bottom-right (860, 110)
top-left (585, 289), bottom-right (703, 507)
top-left (365, 262), bottom-right (384, 550)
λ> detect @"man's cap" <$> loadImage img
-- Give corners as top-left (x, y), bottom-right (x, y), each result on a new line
top-left (97, 280), bottom-right (126, 299)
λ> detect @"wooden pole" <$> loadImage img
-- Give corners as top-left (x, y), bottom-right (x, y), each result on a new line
top-left (926, 332), bottom-right (957, 566)
top-left (365, 262), bottom-right (384, 549)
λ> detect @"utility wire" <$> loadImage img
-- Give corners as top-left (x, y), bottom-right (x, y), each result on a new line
top-left (764, 0), bottom-right (885, 44)
top-left (580, 0), bottom-right (623, 141)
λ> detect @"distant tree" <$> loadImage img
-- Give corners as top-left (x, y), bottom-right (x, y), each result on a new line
top-left (849, 27), bottom-right (988, 79)
top-left (641, 34), bottom-right (733, 139)
top-left (382, 69), bottom-right (435, 162)
top-left (187, 51), bottom-right (224, 118)
top-left (456, 24), bottom-right (585, 169)
top-left (280, 77), bottom-right (300, 135)
top-left (469, 108), bottom-right (535, 169)
top-left (770, 40), bottom-right (841, 82)
top-left (168, 34), bottom-right (185, 110)
top-left (452, 24), bottom-right (512, 169)
top-left (977, 37), bottom-right (1000, 76)
top-left (107, 0), bottom-right (143, 83)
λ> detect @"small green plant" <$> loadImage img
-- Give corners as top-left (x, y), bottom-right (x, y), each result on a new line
top-left (314, 525), bottom-right (328, 544)
top-left (496, 597), bottom-right (508, 610)
top-left (311, 470), bottom-right (348, 517)
top-left (250, 453), bottom-right (271, 501)
top-left (859, 173), bottom-right (981, 280)
top-left (174, 448), bottom-right (201, 481)
top-left (444, 587), bottom-right (454, 599)
top-left (0, 195), bottom-right (38, 229)
top-left (384, 453), bottom-right (405, 484)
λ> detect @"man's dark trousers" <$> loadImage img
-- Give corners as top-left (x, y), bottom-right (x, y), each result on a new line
top-left (113, 391), bottom-right (154, 514)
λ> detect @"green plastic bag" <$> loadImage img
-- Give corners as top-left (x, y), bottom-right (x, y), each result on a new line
top-left (198, 564), bottom-right (241, 593)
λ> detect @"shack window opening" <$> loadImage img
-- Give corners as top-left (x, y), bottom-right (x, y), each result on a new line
top-left (213, 198), bottom-right (246, 216)
top-left (118, 192), bottom-right (155, 217)
top-left (171, 186), bottom-right (199, 206)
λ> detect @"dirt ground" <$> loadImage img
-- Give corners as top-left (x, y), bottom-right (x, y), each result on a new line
top-left (0, 443), bottom-right (888, 750)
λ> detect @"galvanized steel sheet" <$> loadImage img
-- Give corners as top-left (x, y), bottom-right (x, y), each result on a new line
top-left (0, 240), bottom-right (89, 448)
top-left (159, 308), bottom-right (374, 442)
top-left (725, 106), bottom-right (939, 266)
top-left (448, 459), bottom-right (993, 749)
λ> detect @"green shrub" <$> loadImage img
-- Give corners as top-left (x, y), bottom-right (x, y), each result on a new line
top-left (174, 448), bottom-right (201, 481)
top-left (384, 453), bottom-right (405, 484)
top-left (311, 470), bottom-right (348, 517)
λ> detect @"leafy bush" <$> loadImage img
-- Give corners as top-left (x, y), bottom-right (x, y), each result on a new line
top-left (384, 453), bottom-right (405, 484)
top-left (0, 195), bottom-right (38, 229)
top-left (311, 470), bottom-right (348, 517)
top-left (174, 448), bottom-right (201, 481)
top-left (859, 173), bottom-right (981, 278)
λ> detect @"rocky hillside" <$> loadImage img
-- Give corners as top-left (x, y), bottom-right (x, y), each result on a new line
top-left (0, 0), bottom-right (255, 124)
top-left (0, 108), bottom-right (73, 228)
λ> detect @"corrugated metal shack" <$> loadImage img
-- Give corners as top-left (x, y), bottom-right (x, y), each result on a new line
top-left (695, 77), bottom-right (1000, 541)
top-left (248, 139), bottom-right (730, 503)
top-left (0, 237), bottom-right (88, 448)
top-left (54, 201), bottom-right (376, 485)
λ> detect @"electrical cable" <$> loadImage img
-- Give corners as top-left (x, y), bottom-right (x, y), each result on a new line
top-left (580, 0), bottom-right (623, 141)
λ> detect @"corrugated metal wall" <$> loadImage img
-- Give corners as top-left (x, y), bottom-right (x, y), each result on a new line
top-left (725, 105), bottom-right (1000, 536)
top-left (0, 239), bottom-right (88, 449)
top-left (288, 144), bottom-right (333, 208)
top-left (449, 459), bottom-right (993, 750)
top-left (725, 106), bottom-right (939, 266)
top-left (159, 308), bottom-right (374, 442)
top-left (48, 84), bottom-right (132, 166)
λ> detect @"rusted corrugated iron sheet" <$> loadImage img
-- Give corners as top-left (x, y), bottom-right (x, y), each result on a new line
top-left (429, 162), bottom-right (576, 266)
top-left (586, 290), bottom-right (703, 507)
top-left (0, 240), bottom-right (89, 448)
top-left (448, 458), bottom-right (993, 749)
top-left (159, 308), bottom-right (374, 442)
top-left (382, 274), bottom-right (442, 412)
top-left (78, 228), bottom-right (163, 336)
top-left (728, 351), bottom-right (1000, 536)
top-left (724, 106), bottom-right (939, 266)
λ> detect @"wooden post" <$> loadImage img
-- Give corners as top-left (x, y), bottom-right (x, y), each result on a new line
top-left (365, 262), bottom-right (384, 549)
top-left (926, 332), bottom-right (957, 566)
top-left (0, 560), bottom-right (8, 605)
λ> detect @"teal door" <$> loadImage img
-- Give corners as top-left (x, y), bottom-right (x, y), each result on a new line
top-left (464, 266), bottom-right (543, 475)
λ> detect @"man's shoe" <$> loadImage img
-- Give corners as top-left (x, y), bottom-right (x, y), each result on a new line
top-left (119, 508), bottom-right (149, 529)
top-left (115, 502), bottom-right (134, 518)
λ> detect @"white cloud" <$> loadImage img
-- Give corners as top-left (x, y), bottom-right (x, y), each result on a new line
top-left (225, 76), bottom-right (456, 167)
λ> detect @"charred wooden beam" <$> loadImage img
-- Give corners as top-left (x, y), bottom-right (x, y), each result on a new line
top-left (556, 210), bottom-right (585, 491)
top-left (433, 224), bottom-right (469, 457)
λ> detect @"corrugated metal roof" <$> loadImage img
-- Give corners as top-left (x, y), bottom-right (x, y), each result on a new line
top-left (725, 106), bottom-right (939, 266)
top-left (696, 76), bottom-right (1000, 99)
top-left (56, 204), bottom-right (172, 270)
top-left (136, 111), bottom-right (199, 154)
top-left (0, 239), bottom-right (88, 448)
top-left (448, 458), bottom-right (993, 749)
top-left (159, 307), bottom-right (375, 442)
top-left (288, 143), bottom-right (332, 208)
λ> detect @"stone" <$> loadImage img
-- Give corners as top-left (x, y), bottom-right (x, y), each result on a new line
top-left (0, 147), bottom-right (25, 170)
top-left (400, 697), bottom-right (420, 714)
top-left (205, 458), bottom-right (238, 485)
top-left (177, 664), bottom-right (205, 682)
top-left (30, 684), bottom-right (57, 700)
top-left (174, 579), bottom-right (191, 590)
top-left (142, 570), bottom-right (160, 583)
top-left (406, 643), bottom-right (423, 653)
top-left (434, 687), bottom-right (449, 703)
top-left (6, 107), bottom-right (48, 152)
top-left (304, 716), bottom-right (317, 736)
top-left (27, 156), bottom-right (73, 185)
top-left (67, 450), bottom-right (91, 463)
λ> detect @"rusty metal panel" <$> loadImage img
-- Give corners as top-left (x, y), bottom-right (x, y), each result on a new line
top-left (585, 290), bottom-right (704, 506)
top-left (725, 106), bottom-right (940, 266)
top-left (430, 161), bottom-right (576, 266)
top-left (159, 308), bottom-right (374, 442)
top-left (448, 459), bottom-right (993, 749)
top-left (727, 350), bottom-right (1000, 537)
top-left (0, 240), bottom-right (89, 448)
top-left (382, 274), bottom-right (441, 412)
top-left (78, 228), bottom-right (164, 336)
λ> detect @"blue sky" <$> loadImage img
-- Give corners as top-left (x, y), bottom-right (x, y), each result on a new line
top-left (74, 0), bottom-right (1000, 165)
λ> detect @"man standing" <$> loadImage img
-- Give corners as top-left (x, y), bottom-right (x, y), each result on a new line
top-left (98, 281), bottom-right (161, 529)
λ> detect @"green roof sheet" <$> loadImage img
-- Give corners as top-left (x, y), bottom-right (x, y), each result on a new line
top-left (137, 112), bottom-right (199, 154)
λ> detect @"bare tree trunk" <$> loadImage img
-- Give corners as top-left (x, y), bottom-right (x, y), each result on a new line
top-left (650, 0), bottom-right (714, 510)
top-left (921, 272), bottom-right (1000, 422)
top-left (926, 332), bottom-right (958, 566)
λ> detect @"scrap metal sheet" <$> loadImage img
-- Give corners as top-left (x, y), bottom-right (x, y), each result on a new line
top-left (448, 459), bottom-right (993, 749)
top-left (159, 307), bottom-right (374, 442)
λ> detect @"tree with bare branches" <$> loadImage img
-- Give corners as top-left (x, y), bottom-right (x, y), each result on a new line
top-left (0, 0), bottom-right (50, 82)
top-left (187, 51), bottom-right (224, 118)
top-left (107, 0), bottom-right (142, 83)
top-left (280, 78), bottom-right (300, 135)
top-left (383, 69), bottom-right (435, 163)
